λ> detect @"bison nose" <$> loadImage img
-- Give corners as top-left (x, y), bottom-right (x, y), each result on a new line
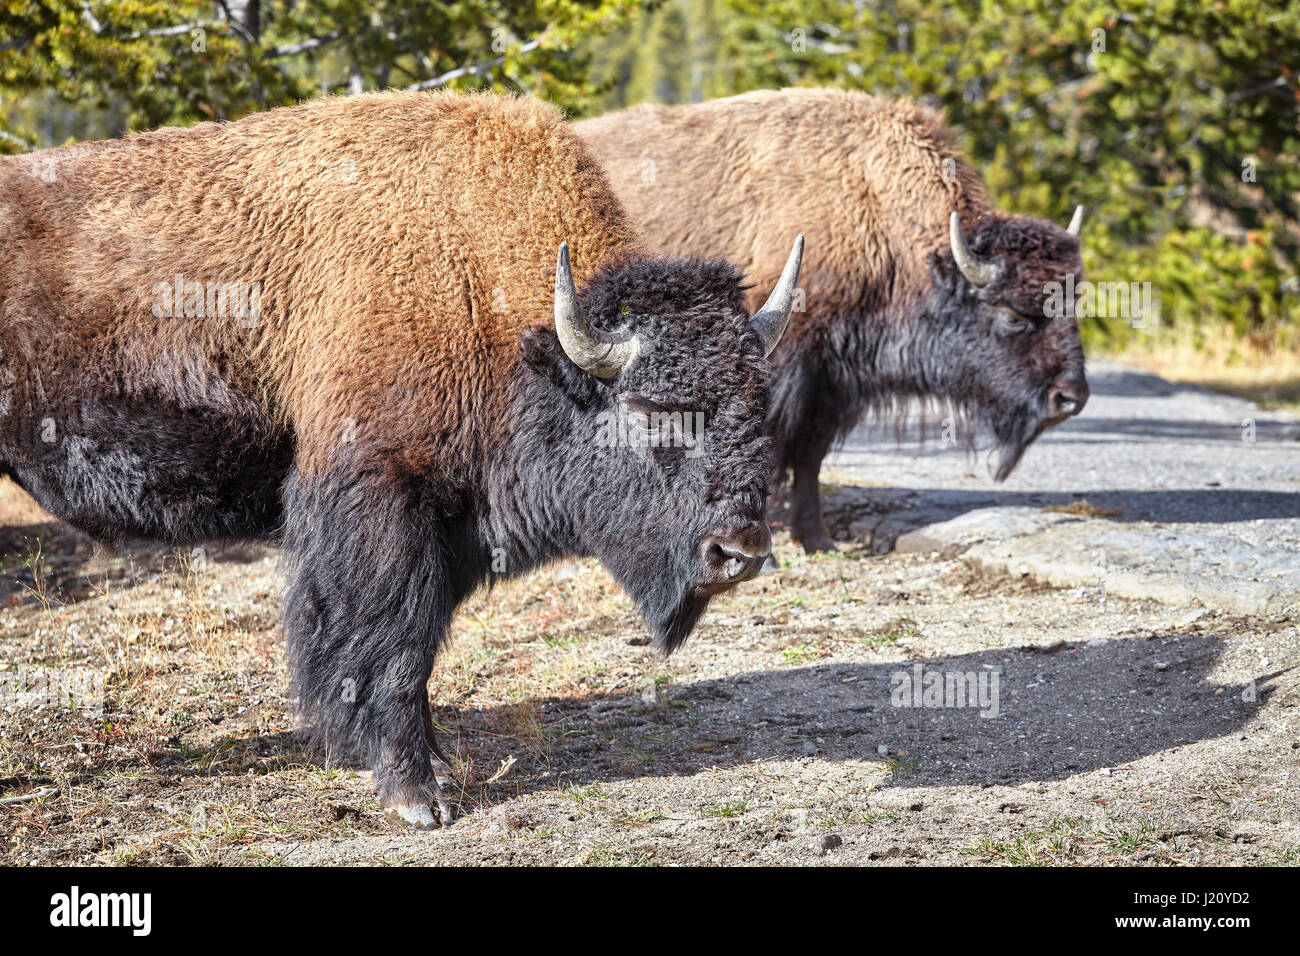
top-left (1046, 377), bottom-right (1089, 419)
top-left (699, 522), bottom-right (773, 585)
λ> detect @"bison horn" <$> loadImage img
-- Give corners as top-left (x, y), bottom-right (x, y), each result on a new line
top-left (1067, 204), bottom-right (1085, 238)
top-left (949, 212), bottom-right (1000, 287)
top-left (553, 242), bottom-right (638, 379)
top-left (749, 235), bottom-right (804, 357)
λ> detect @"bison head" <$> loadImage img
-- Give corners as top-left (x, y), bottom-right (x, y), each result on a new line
top-left (515, 239), bottom-right (803, 652)
top-left (931, 208), bottom-right (1090, 480)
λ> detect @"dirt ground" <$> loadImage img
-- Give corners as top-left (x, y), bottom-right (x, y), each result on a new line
top-left (1, 474), bottom-right (1296, 867)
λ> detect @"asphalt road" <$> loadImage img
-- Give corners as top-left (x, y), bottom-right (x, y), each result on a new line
top-left (827, 360), bottom-right (1300, 614)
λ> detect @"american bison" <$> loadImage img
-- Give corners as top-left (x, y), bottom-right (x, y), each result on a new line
top-left (0, 91), bottom-right (803, 827)
top-left (578, 88), bottom-right (1089, 552)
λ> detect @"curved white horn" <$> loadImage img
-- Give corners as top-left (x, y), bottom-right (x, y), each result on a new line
top-left (949, 212), bottom-right (1000, 286)
top-left (553, 242), bottom-right (638, 379)
top-left (1067, 204), bottom-right (1085, 237)
top-left (749, 235), bottom-right (804, 357)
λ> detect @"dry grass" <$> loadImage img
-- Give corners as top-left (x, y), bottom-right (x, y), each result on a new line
top-left (1102, 327), bottom-right (1300, 413)
top-left (0, 480), bottom-right (51, 525)
top-left (1044, 499), bottom-right (1124, 518)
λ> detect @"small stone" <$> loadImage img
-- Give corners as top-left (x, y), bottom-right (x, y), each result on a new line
top-left (1154, 661), bottom-right (1169, 671)
top-left (820, 833), bottom-right (843, 854)
top-left (877, 745), bottom-right (889, 756)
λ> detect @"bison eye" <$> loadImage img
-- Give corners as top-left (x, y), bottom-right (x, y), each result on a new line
top-left (625, 408), bottom-right (664, 446)
top-left (993, 310), bottom-right (1035, 338)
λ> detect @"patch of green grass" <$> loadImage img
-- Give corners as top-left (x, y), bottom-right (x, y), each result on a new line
top-left (702, 801), bottom-right (748, 818)
top-left (883, 756), bottom-right (921, 778)
top-left (568, 784), bottom-right (612, 804)
top-left (580, 843), bottom-right (654, 867)
top-left (541, 632), bottom-right (587, 648)
top-left (1263, 846), bottom-right (1300, 866)
top-left (961, 815), bottom-right (1171, 866)
top-left (106, 846), bottom-right (143, 866)
top-left (516, 826), bottom-right (555, 841)
top-left (780, 643), bottom-right (825, 666)
top-left (864, 617), bottom-right (920, 646)
top-left (961, 823), bottom-right (1077, 867)
top-left (819, 809), bottom-right (900, 828)
top-left (616, 809), bottom-right (667, 826)
top-left (806, 548), bottom-right (853, 564)
top-left (1098, 814), bottom-right (1164, 856)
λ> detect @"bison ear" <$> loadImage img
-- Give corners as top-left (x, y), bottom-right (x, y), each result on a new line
top-left (520, 328), bottom-right (607, 408)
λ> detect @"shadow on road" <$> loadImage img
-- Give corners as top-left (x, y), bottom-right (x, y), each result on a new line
top-left (1049, 416), bottom-right (1297, 443)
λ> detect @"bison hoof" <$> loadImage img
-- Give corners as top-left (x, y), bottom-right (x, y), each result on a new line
top-left (384, 796), bottom-right (456, 830)
top-left (385, 804), bottom-right (439, 830)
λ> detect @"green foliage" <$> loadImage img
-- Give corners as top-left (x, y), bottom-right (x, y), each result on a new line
top-left (0, 0), bottom-right (636, 145)
top-left (592, 0), bottom-right (1300, 348)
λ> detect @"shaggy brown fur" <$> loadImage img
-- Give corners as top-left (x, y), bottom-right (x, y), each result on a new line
top-left (578, 88), bottom-right (987, 323)
top-left (3, 90), bottom-right (637, 477)
top-left (578, 88), bottom-right (1089, 552)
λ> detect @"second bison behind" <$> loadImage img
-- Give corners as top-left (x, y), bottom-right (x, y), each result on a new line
top-left (578, 88), bottom-right (1091, 552)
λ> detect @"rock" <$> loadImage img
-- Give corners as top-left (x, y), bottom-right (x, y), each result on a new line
top-left (819, 833), bottom-right (843, 854)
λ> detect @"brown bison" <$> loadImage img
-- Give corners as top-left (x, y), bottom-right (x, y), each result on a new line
top-left (578, 88), bottom-right (1089, 552)
top-left (0, 91), bottom-right (803, 827)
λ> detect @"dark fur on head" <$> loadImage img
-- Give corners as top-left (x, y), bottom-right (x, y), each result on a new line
top-left (504, 256), bottom-right (771, 652)
top-left (927, 214), bottom-right (1086, 479)
top-left (768, 214), bottom-right (1086, 493)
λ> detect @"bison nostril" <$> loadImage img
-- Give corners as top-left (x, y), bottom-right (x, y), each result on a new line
top-left (1047, 380), bottom-right (1088, 418)
top-left (701, 524), bottom-right (773, 581)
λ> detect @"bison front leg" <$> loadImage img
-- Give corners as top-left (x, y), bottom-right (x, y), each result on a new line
top-left (280, 468), bottom-right (462, 829)
top-left (788, 431), bottom-right (837, 554)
